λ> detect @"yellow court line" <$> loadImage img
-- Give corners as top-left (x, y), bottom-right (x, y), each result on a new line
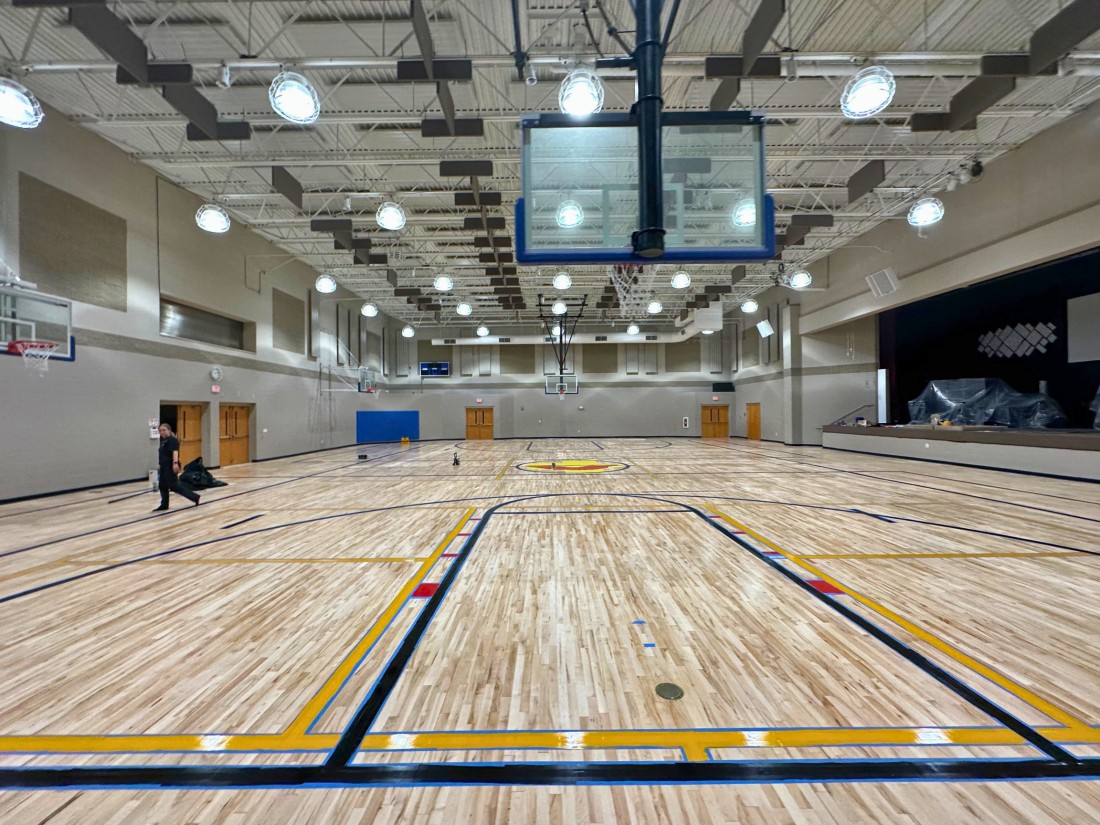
top-left (282, 507), bottom-right (476, 737)
top-left (795, 552), bottom-right (1078, 560)
top-left (705, 504), bottom-right (1090, 732)
top-left (0, 560), bottom-right (66, 585)
top-left (632, 462), bottom-right (658, 477)
top-left (6, 725), bottom-right (1100, 756)
top-left (494, 459), bottom-right (514, 480)
top-left (56, 557), bottom-right (428, 565)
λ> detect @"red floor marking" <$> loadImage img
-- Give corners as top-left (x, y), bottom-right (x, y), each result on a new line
top-left (807, 579), bottom-right (844, 595)
top-left (457, 533), bottom-right (471, 537)
top-left (441, 553), bottom-right (458, 558)
top-left (412, 583), bottom-right (439, 598)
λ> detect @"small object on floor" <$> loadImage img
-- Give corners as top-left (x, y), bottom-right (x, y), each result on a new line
top-left (358, 453), bottom-right (369, 461)
top-left (551, 461), bottom-right (557, 469)
top-left (655, 682), bottom-right (684, 700)
top-left (453, 452), bottom-right (460, 466)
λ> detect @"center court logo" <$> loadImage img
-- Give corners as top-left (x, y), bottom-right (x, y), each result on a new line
top-left (517, 459), bottom-right (628, 474)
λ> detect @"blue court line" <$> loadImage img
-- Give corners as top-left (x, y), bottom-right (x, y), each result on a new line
top-left (303, 518), bottom-right (473, 735)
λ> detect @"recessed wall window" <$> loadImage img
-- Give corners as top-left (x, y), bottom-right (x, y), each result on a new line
top-left (160, 298), bottom-right (251, 351)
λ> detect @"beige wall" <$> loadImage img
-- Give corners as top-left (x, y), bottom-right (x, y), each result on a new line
top-left (801, 97), bottom-right (1100, 334)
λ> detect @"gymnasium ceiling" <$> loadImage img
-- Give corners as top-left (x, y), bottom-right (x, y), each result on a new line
top-left (2, 0), bottom-right (1100, 330)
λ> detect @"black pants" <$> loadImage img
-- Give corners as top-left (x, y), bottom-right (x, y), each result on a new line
top-left (159, 466), bottom-right (199, 507)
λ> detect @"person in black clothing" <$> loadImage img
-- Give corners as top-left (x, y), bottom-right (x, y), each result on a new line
top-left (154, 422), bottom-right (200, 511)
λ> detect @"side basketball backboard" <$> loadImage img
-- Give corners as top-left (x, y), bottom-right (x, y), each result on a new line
top-left (544, 374), bottom-right (580, 395)
top-left (0, 284), bottom-right (74, 361)
top-left (517, 111), bottom-right (776, 265)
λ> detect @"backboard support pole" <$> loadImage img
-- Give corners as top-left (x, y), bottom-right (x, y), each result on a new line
top-left (633, 0), bottom-right (666, 258)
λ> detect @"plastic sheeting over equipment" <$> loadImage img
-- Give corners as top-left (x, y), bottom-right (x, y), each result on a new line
top-left (908, 378), bottom-right (1067, 429)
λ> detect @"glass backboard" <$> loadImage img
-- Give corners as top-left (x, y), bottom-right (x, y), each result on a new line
top-left (517, 111), bottom-right (775, 264)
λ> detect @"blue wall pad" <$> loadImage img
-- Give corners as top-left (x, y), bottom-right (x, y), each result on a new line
top-left (356, 411), bottom-right (420, 443)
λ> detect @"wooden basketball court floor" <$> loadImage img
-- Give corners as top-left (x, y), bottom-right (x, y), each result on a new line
top-left (1, 437), bottom-right (1099, 823)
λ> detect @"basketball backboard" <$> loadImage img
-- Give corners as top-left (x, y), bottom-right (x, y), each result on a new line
top-left (544, 374), bottom-right (580, 395)
top-left (516, 111), bottom-right (775, 265)
top-left (1, 284), bottom-right (74, 361)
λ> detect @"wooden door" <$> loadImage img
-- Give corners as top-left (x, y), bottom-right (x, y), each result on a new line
top-left (746, 403), bottom-right (762, 441)
top-left (219, 405), bottom-right (251, 466)
top-left (176, 404), bottom-right (204, 466)
top-left (700, 405), bottom-right (729, 439)
top-left (465, 407), bottom-right (494, 440)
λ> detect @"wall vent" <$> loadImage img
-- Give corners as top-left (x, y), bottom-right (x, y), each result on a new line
top-left (443, 338), bottom-right (457, 344)
top-left (498, 337), bottom-right (511, 342)
top-left (645, 335), bottom-right (658, 341)
top-left (595, 335), bottom-right (607, 342)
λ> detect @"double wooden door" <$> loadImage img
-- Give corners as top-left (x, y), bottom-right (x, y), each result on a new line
top-left (175, 404), bottom-right (204, 466)
top-left (700, 405), bottom-right (729, 439)
top-left (219, 404), bottom-right (251, 466)
top-left (465, 407), bottom-right (494, 440)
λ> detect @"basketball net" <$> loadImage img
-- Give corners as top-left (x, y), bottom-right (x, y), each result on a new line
top-left (10, 340), bottom-right (58, 374)
top-left (609, 264), bottom-right (656, 318)
top-left (558, 388), bottom-right (566, 402)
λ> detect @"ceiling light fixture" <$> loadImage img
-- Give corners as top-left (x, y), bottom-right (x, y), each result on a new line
top-left (455, 302), bottom-right (473, 316)
top-left (701, 329), bottom-right (715, 335)
top-left (401, 324), bottom-right (415, 338)
top-left (433, 274), bottom-right (453, 291)
top-left (626, 323), bottom-right (640, 335)
top-left (551, 324), bottom-right (562, 337)
top-left (741, 298), bottom-right (759, 313)
top-left (731, 198), bottom-right (757, 228)
top-left (757, 319), bottom-right (775, 338)
top-left (0, 77), bottom-right (44, 129)
top-left (268, 71), bottom-right (320, 125)
top-left (361, 302), bottom-right (378, 317)
top-left (787, 269), bottom-right (813, 289)
top-left (670, 271), bottom-right (691, 289)
top-left (840, 65), bottom-right (896, 119)
top-left (556, 199), bottom-right (584, 229)
top-left (195, 203), bottom-right (231, 234)
top-left (476, 325), bottom-right (490, 337)
top-left (552, 271), bottom-right (572, 290)
top-left (552, 301), bottom-right (567, 315)
top-left (376, 201), bottom-right (406, 231)
top-left (907, 197), bottom-right (945, 228)
top-left (558, 68), bottom-right (604, 117)
top-left (647, 300), bottom-right (663, 315)
top-left (314, 274), bottom-right (337, 294)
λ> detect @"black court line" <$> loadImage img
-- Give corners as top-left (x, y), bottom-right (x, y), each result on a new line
top-left (495, 509), bottom-right (691, 515)
top-left (0, 491), bottom-right (1087, 788)
top-left (591, 440), bottom-right (604, 450)
top-left (334, 492), bottom-right (1077, 767)
top-left (689, 505), bottom-right (1077, 764)
top-left (699, 441), bottom-right (1100, 525)
top-left (0, 443), bottom-right (440, 560)
top-left (221, 514), bottom-right (264, 530)
top-left (2, 758), bottom-right (1099, 789)
top-left (896, 470), bottom-right (1100, 505)
top-left (850, 508), bottom-right (896, 524)
top-left (325, 500), bottom-right (497, 766)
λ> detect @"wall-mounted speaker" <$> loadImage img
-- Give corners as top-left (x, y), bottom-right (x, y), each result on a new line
top-left (866, 267), bottom-right (899, 298)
